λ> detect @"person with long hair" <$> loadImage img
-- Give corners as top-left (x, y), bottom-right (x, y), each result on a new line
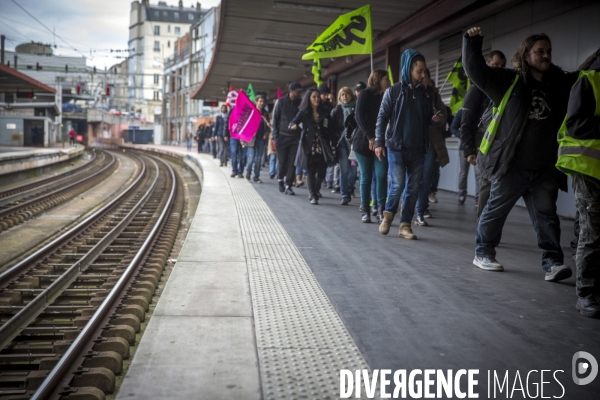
top-left (290, 88), bottom-right (335, 205)
top-left (463, 27), bottom-right (599, 276)
top-left (244, 95), bottom-right (269, 183)
top-left (353, 69), bottom-right (390, 222)
top-left (330, 87), bottom-right (356, 205)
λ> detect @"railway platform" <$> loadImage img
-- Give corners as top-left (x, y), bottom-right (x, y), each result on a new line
top-left (116, 145), bottom-right (600, 399)
top-left (0, 145), bottom-right (84, 177)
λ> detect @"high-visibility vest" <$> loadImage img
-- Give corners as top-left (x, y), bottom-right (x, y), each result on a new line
top-left (479, 75), bottom-right (519, 155)
top-left (556, 70), bottom-right (600, 181)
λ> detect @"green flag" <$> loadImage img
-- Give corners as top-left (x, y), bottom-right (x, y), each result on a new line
top-left (246, 83), bottom-right (255, 102)
top-left (302, 5), bottom-right (372, 61)
top-left (387, 65), bottom-right (394, 85)
top-left (446, 56), bottom-right (470, 114)
top-left (312, 58), bottom-right (323, 86)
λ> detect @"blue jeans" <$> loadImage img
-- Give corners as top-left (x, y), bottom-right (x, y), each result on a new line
top-left (416, 148), bottom-right (438, 215)
top-left (385, 148), bottom-right (425, 223)
top-left (245, 141), bottom-right (264, 180)
top-left (230, 139), bottom-right (242, 174)
top-left (337, 141), bottom-right (352, 198)
top-left (269, 153), bottom-right (278, 176)
top-left (476, 167), bottom-right (563, 271)
top-left (355, 152), bottom-right (387, 207)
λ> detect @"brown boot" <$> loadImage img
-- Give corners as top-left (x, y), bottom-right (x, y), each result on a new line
top-left (379, 211), bottom-right (394, 235)
top-left (398, 222), bottom-right (417, 240)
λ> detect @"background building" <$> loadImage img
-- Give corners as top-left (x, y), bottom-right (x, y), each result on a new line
top-left (128, 0), bottom-right (205, 127)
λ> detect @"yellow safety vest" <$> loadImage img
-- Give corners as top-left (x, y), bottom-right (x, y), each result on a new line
top-left (556, 70), bottom-right (600, 181)
top-left (479, 75), bottom-right (519, 155)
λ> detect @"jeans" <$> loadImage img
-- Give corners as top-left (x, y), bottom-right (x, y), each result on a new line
top-left (337, 141), bottom-right (352, 198)
top-left (355, 152), bottom-right (387, 208)
top-left (307, 157), bottom-right (327, 199)
top-left (269, 153), bottom-right (278, 176)
top-left (572, 173), bottom-right (600, 298)
top-left (416, 148), bottom-right (438, 215)
top-left (326, 166), bottom-right (334, 186)
top-left (430, 164), bottom-right (440, 193)
top-left (230, 138), bottom-right (242, 174)
top-left (385, 148), bottom-right (425, 223)
top-left (245, 140), bottom-right (264, 180)
top-left (275, 135), bottom-right (299, 186)
top-left (476, 167), bottom-right (563, 271)
top-left (218, 136), bottom-right (228, 165)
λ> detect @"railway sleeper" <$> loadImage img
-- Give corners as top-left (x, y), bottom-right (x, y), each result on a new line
top-left (71, 367), bottom-right (116, 394)
top-left (0, 290), bottom-right (23, 305)
top-left (102, 325), bottom-right (136, 345)
top-left (92, 337), bottom-right (130, 359)
top-left (60, 386), bottom-right (107, 400)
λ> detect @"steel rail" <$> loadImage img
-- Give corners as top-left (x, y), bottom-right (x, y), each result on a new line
top-left (0, 151), bottom-right (116, 220)
top-left (32, 156), bottom-right (177, 400)
top-left (0, 150), bottom-right (97, 202)
top-left (0, 152), bottom-right (144, 287)
top-left (0, 156), bottom-right (160, 350)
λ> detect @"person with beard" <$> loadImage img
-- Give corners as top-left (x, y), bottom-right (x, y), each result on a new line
top-left (463, 27), bottom-right (598, 278)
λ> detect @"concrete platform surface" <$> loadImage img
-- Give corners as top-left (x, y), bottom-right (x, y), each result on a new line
top-left (117, 145), bottom-right (600, 399)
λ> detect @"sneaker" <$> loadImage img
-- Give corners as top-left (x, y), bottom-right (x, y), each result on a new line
top-left (237, 174), bottom-right (244, 179)
top-left (270, 174), bottom-right (276, 179)
top-left (475, 200), bottom-right (479, 207)
top-left (359, 204), bottom-right (364, 213)
top-left (245, 173), bottom-right (251, 180)
top-left (473, 256), bottom-right (504, 271)
top-left (428, 193), bottom-right (438, 203)
top-left (423, 211), bottom-right (432, 219)
top-left (326, 183), bottom-right (333, 189)
top-left (230, 172), bottom-right (237, 178)
top-left (576, 295), bottom-right (600, 319)
top-left (278, 180), bottom-right (285, 193)
top-left (415, 215), bottom-right (428, 226)
top-left (332, 187), bottom-right (340, 193)
top-left (310, 197), bottom-right (318, 205)
top-left (458, 191), bottom-right (467, 204)
top-left (545, 265), bottom-right (572, 282)
top-left (340, 197), bottom-right (350, 206)
top-left (317, 191), bottom-right (322, 199)
top-left (372, 207), bottom-right (378, 216)
top-left (253, 178), bottom-right (263, 184)
top-left (284, 186), bottom-right (295, 195)
top-left (398, 223), bottom-right (417, 240)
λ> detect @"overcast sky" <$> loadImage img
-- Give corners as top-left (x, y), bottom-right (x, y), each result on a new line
top-left (0, 0), bottom-right (220, 69)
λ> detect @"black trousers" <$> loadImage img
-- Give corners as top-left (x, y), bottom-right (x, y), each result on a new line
top-left (307, 157), bottom-right (327, 199)
top-left (572, 173), bottom-right (600, 298)
top-left (275, 135), bottom-right (299, 186)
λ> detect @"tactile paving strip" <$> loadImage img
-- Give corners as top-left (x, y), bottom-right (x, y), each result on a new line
top-left (225, 174), bottom-right (373, 400)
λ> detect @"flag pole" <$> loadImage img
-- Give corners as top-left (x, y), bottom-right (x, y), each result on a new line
top-left (370, 53), bottom-right (374, 72)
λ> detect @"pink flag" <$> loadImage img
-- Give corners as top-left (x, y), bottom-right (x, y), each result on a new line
top-left (228, 90), bottom-right (262, 142)
top-left (277, 87), bottom-right (283, 99)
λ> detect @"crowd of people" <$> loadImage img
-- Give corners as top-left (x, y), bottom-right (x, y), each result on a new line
top-left (192, 29), bottom-right (600, 319)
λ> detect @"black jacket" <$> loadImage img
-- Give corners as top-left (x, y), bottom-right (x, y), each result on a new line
top-left (353, 87), bottom-right (383, 156)
top-left (330, 104), bottom-right (355, 146)
top-left (565, 57), bottom-right (600, 141)
top-left (292, 108), bottom-right (334, 170)
top-left (463, 33), bottom-right (584, 185)
top-left (375, 82), bottom-right (433, 151)
top-left (272, 94), bottom-right (301, 139)
top-left (460, 85), bottom-right (492, 156)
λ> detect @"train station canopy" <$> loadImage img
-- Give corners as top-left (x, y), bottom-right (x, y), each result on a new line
top-left (0, 64), bottom-right (56, 94)
top-left (191, 0), bottom-right (520, 101)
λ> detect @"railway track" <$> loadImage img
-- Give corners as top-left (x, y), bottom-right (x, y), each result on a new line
top-left (0, 150), bottom-right (185, 399)
top-left (0, 150), bottom-right (118, 233)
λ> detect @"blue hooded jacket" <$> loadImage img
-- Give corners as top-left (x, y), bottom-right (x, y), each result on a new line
top-left (375, 48), bottom-right (433, 151)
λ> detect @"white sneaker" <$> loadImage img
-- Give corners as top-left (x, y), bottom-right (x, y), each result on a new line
top-left (473, 256), bottom-right (504, 271)
top-left (428, 193), bottom-right (438, 203)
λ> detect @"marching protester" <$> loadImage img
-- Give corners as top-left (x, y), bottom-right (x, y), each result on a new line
top-left (556, 53), bottom-right (600, 318)
top-left (268, 129), bottom-right (278, 179)
top-left (319, 83), bottom-right (336, 189)
top-left (463, 27), bottom-right (598, 277)
top-left (376, 50), bottom-right (443, 239)
top-left (330, 87), bottom-right (356, 205)
top-left (415, 68), bottom-right (449, 225)
top-left (186, 132), bottom-right (193, 151)
top-left (229, 105), bottom-right (245, 178)
top-left (194, 125), bottom-right (204, 154)
top-left (354, 81), bottom-right (366, 99)
top-left (354, 69), bottom-right (390, 223)
top-left (215, 105), bottom-right (229, 166)
top-left (290, 88), bottom-right (335, 205)
top-left (245, 95), bottom-right (269, 183)
top-left (272, 82), bottom-right (303, 195)
top-left (459, 50), bottom-right (507, 213)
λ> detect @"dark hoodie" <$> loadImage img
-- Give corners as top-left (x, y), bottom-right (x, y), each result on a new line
top-left (565, 55), bottom-right (600, 141)
top-left (375, 49), bottom-right (432, 151)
